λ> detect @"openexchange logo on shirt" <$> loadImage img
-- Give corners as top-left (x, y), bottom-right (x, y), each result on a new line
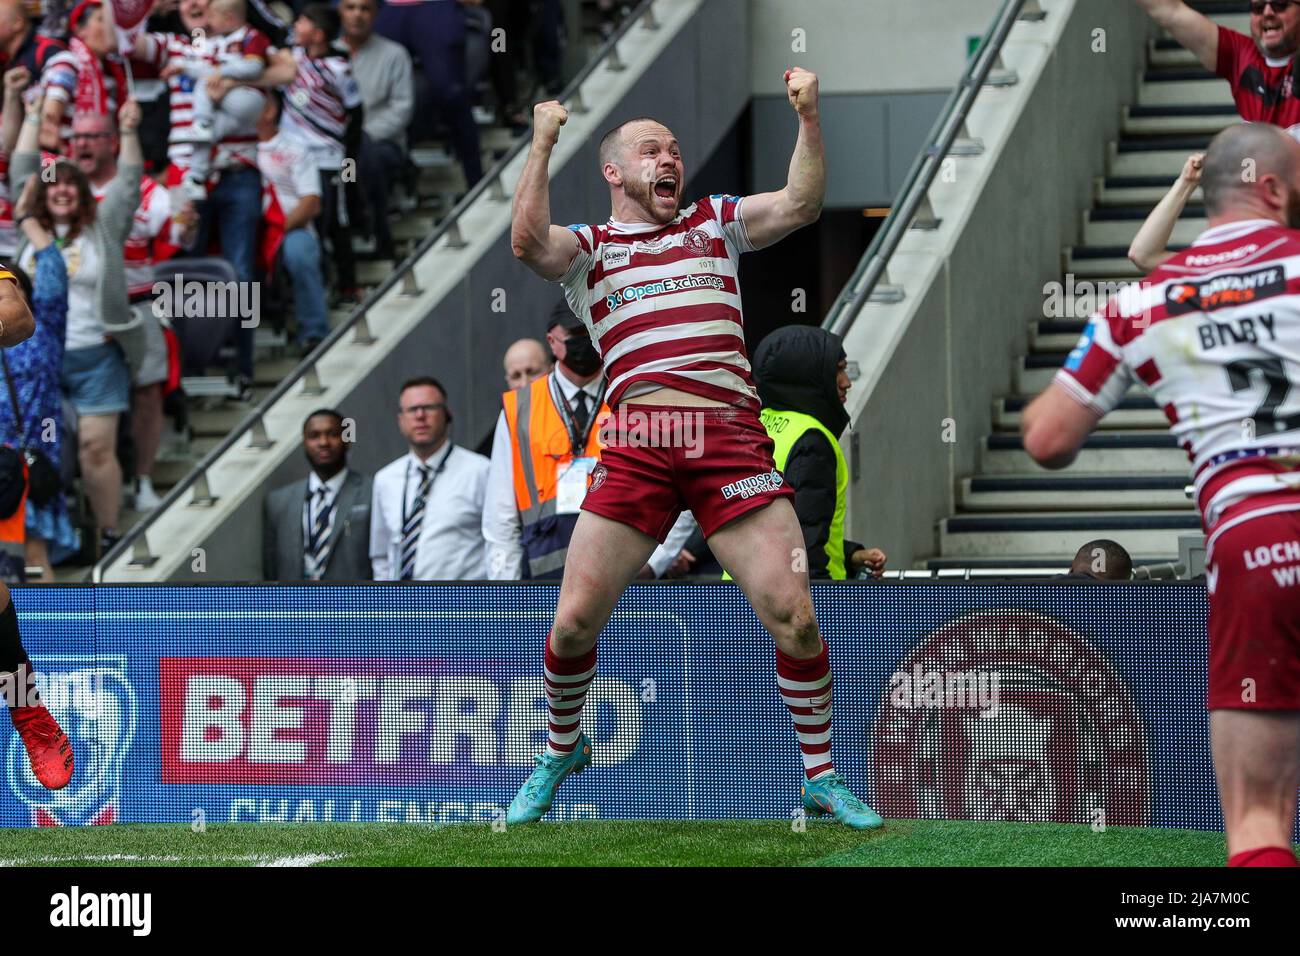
top-left (605, 273), bottom-right (726, 312)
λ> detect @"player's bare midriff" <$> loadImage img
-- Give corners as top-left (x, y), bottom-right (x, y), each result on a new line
top-left (621, 387), bottom-right (728, 407)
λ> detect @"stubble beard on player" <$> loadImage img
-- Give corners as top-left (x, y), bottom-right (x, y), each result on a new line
top-left (625, 174), bottom-right (679, 225)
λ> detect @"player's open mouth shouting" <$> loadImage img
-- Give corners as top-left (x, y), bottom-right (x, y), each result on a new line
top-left (653, 174), bottom-right (678, 204)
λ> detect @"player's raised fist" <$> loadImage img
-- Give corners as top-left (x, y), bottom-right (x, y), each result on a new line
top-left (534, 100), bottom-right (569, 147)
top-left (784, 67), bottom-right (819, 117)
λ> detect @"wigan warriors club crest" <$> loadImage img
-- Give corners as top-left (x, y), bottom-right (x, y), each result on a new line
top-left (682, 229), bottom-right (710, 256)
top-left (870, 610), bottom-right (1151, 826)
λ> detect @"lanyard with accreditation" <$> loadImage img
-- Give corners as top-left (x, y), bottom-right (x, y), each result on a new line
top-left (549, 373), bottom-right (604, 515)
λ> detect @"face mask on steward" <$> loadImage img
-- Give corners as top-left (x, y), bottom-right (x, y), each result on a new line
top-left (562, 334), bottom-right (603, 377)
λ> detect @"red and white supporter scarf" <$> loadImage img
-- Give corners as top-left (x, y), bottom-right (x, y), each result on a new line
top-left (70, 35), bottom-right (110, 115)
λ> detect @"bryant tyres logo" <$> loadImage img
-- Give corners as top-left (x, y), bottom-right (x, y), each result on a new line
top-left (159, 658), bottom-right (646, 785)
top-left (1165, 267), bottom-right (1285, 315)
top-left (871, 611), bottom-right (1151, 826)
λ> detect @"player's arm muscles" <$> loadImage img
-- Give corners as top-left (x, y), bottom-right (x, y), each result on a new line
top-left (1021, 382), bottom-right (1104, 470)
top-left (1129, 153), bottom-right (1202, 271)
top-left (1133, 0), bottom-right (1218, 71)
top-left (739, 107), bottom-right (825, 250)
top-left (510, 115), bottom-right (580, 280)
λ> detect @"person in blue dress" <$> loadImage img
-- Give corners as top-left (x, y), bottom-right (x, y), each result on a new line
top-left (0, 247), bottom-right (77, 579)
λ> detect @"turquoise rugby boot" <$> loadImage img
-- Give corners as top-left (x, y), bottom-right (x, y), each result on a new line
top-left (802, 773), bottom-right (884, 830)
top-left (505, 734), bottom-right (593, 824)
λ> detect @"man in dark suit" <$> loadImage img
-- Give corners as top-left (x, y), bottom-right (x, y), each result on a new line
top-left (263, 408), bottom-right (373, 581)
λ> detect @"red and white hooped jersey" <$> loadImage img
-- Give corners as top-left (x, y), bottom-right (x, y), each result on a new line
top-left (1057, 218), bottom-right (1300, 543)
top-left (557, 195), bottom-right (758, 410)
top-left (280, 45), bottom-right (362, 170)
top-left (135, 26), bottom-right (271, 172)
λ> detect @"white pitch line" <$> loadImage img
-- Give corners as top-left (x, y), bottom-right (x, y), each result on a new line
top-left (0, 853), bottom-right (344, 867)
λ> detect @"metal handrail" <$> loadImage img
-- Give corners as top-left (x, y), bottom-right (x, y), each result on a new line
top-left (93, 0), bottom-right (663, 582)
top-left (822, 0), bottom-right (1044, 338)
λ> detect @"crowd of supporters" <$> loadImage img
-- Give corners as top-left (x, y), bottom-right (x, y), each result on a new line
top-left (0, 0), bottom-right (602, 578)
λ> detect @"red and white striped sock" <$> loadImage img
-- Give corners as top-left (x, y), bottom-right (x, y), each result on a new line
top-left (544, 637), bottom-right (597, 757)
top-left (777, 642), bottom-right (835, 780)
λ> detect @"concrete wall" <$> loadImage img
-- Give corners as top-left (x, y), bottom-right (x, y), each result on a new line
top-left (839, 0), bottom-right (1153, 569)
top-left (751, 91), bottom-right (950, 207)
top-left (747, 0), bottom-right (1009, 208)
top-left (750, 0), bottom-right (1004, 96)
top-left (167, 0), bottom-right (752, 581)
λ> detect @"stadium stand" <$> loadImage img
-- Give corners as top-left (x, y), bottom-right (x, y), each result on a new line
top-left (82, 0), bottom-right (1237, 583)
top-left (94, 0), bottom-right (741, 581)
top-left (824, 0), bottom-right (1232, 576)
top-left (66, 0), bottom-right (640, 581)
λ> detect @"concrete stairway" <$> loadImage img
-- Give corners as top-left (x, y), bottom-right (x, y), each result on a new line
top-left (924, 0), bottom-right (1243, 572)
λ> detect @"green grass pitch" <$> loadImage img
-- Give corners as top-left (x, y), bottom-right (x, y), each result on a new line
top-left (0, 820), bottom-right (1254, 866)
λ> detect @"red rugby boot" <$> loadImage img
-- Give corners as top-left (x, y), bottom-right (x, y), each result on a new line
top-left (12, 705), bottom-right (73, 790)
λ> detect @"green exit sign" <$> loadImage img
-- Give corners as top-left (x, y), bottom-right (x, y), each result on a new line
top-left (968, 34), bottom-right (982, 59)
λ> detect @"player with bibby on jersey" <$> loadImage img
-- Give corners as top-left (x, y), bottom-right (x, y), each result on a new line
top-left (1023, 122), bottom-right (1300, 867)
top-left (504, 67), bottom-right (882, 829)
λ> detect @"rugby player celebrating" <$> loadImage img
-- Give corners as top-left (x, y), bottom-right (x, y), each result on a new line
top-left (1024, 123), bottom-right (1300, 866)
top-left (505, 66), bottom-right (881, 829)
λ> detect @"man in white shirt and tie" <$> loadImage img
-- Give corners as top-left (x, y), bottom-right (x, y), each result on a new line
top-left (370, 377), bottom-right (491, 580)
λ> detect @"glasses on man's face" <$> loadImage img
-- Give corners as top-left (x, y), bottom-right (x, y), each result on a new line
top-left (69, 132), bottom-right (112, 142)
top-left (401, 403), bottom-right (446, 417)
top-left (1251, 0), bottom-right (1295, 15)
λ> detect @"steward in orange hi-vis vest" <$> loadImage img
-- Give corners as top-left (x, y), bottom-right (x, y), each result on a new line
top-left (502, 372), bottom-right (608, 578)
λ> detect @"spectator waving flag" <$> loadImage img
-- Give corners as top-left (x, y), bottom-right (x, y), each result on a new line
top-left (111, 0), bottom-right (152, 49)
top-left (105, 0), bottom-right (150, 98)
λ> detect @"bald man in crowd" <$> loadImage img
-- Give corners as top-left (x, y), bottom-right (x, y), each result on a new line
top-left (503, 337), bottom-right (551, 391)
